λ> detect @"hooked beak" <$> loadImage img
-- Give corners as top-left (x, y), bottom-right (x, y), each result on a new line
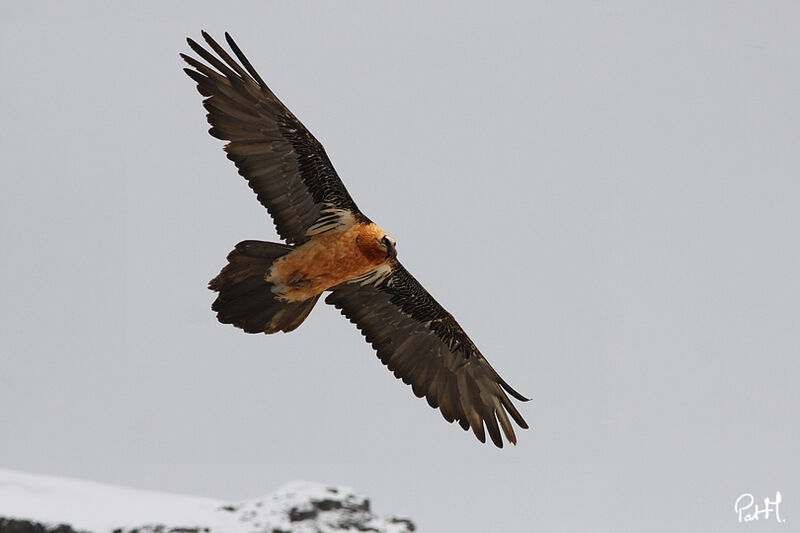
top-left (385, 240), bottom-right (397, 259)
top-left (380, 237), bottom-right (397, 259)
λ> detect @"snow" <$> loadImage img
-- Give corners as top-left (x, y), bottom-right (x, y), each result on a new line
top-left (0, 468), bottom-right (413, 533)
top-left (0, 467), bottom-right (226, 531)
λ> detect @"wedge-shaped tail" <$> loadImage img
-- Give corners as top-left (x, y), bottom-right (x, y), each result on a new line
top-left (209, 240), bottom-right (319, 334)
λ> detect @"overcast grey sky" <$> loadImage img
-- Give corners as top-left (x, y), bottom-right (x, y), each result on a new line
top-left (2, 1), bottom-right (798, 531)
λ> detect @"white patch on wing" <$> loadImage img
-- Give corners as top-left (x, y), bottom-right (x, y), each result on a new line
top-left (304, 205), bottom-right (355, 236)
top-left (347, 263), bottom-right (393, 286)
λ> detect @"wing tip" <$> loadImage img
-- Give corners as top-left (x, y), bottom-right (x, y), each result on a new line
top-left (186, 36), bottom-right (202, 53)
top-left (499, 378), bottom-right (531, 402)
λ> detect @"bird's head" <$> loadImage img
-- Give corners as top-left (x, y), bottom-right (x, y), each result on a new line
top-left (356, 224), bottom-right (397, 261)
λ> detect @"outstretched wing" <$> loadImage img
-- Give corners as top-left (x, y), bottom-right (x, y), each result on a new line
top-left (182, 32), bottom-right (363, 244)
top-left (326, 261), bottom-right (529, 447)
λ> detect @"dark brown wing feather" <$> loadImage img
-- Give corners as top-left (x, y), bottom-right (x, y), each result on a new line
top-left (181, 32), bottom-right (362, 244)
top-left (325, 261), bottom-right (529, 447)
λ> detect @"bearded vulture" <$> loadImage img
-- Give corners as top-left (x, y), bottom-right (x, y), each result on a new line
top-left (182, 31), bottom-right (529, 447)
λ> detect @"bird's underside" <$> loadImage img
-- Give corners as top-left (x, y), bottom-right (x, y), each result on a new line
top-left (182, 31), bottom-right (530, 447)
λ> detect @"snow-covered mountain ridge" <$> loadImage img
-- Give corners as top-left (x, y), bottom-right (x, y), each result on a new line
top-left (0, 468), bottom-right (414, 533)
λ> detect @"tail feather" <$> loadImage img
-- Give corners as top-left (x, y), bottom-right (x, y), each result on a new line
top-left (209, 240), bottom-right (319, 334)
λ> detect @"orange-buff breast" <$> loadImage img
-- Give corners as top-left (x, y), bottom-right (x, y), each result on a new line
top-left (267, 223), bottom-right (390, 302)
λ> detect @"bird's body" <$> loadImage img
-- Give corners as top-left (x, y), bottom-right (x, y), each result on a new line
top-left (183, 31), bottom-right (529, 447)
top-left (268, 221), bottom-right (393, 302)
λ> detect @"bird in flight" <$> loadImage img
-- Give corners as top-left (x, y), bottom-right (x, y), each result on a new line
top-left (182, 32), bottom-right (529, 447)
